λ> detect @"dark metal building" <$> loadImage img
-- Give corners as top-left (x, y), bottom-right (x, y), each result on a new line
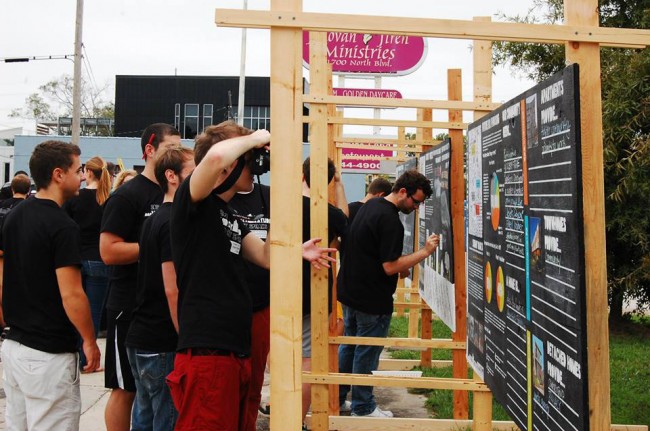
top-left (114, 75), bottom-right (306, 140)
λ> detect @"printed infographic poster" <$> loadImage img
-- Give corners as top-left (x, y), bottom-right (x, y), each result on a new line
top-left (466, 64), bottom-right (588, 431)
top-left (396, 157), bottom-right (417, 258)
top-left (418, 141), bottom-right (455, 331)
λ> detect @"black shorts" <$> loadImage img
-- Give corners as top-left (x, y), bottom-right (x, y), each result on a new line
top-left (104, 309), bottom-right (136, 392)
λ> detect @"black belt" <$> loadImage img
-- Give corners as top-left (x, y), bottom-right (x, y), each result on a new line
top-left (182, 348), bottom-right (248, 358)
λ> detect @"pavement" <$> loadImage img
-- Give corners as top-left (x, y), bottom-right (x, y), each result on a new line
top-left (0, 339), bottom-right (430, 430)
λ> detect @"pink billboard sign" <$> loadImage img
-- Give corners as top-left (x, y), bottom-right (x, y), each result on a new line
top-left (303, 31), bottom-right (427, 76)
top-left (341, 147), bottom-right (393, 172)
top-left (332, 88), bottom-right (402, 99)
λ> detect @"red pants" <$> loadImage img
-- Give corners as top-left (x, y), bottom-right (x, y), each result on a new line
top-left (167, 350), bottom-right (251, 431)
top-left (241, 307), bottom-right (271, 431)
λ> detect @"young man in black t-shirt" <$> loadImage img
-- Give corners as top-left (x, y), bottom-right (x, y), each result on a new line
top-left (100, 123), bottom-right (181, 431)
top-left (337, 169), bottom-right (439, 418)
top-left (300, 157), bottom-right (348, 420)
top-left (0, 173), bottom-right (31, 327)
top-left (167, 121), bottom-right (335, 431)
top-left (0, 141), bottom-right (100, 430)
top-left (229, 182), bottom-right (271, 431)
top-left (126, 146), bottom-right (195, 431)
top-left (347, 177), bottom-right (392, 225)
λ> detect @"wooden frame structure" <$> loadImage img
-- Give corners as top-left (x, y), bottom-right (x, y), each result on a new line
top-left (216, 1), bottom-right (650, 430)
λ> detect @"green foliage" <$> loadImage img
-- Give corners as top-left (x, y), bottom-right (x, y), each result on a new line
top-left (388, 315), bottom-right (650, 427)
top-left (492, 0), bottom-right (650, 317)
top-left (10, 74), bottom-right (114, 135)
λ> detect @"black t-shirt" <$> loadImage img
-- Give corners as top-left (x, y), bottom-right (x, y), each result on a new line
top-left (347, 201), bottom-right (364, 226)
top-left (63, 188), bottom-right (103, 261)
top-left (2, 198), bottom-right (82, 353)
top-left (229, 184), bottom-right (270, 312)
top-left (337, 197), bottom-right (403, 315)
top-left (0, 197), bottom-right (24, 250)
top-left (101, 175), bottom-right (163, 314)
top-left (302, 196), bottom-right (347, 316)
top-left (171, 175), bottom-right (251, 355)
top-left (126, 203), bottom-right (177, 352)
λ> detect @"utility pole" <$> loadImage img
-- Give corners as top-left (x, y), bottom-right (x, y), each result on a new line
top-left (237, 0), bottom-right (247, 126)
top-left (72, 0), bottom-right (84, 145)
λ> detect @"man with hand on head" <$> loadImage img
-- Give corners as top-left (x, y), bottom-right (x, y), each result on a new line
top-left (167, 121), bottom-right (335, 431)
top-left (0, 141), bottom-right (101, 431)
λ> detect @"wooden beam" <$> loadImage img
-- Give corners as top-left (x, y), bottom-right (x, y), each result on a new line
top-left (326, 116), bottom-right (468, 130)
top-left (379, 358), bottom-right (452, 370)
top-left (472, 17), bottom-right (493, 431)
top-left (335, 137), bottom-right (441, 147)
top-left (306, 417), bottom-right (648, 431)
top-left (304, 94), bottom-right (500, 111)
top-left (303, 372), bottom-right (490, 392)
top-left (448, 67), bottom-right (470, 420)
top-left (269, 1), bottom-right (304, 430)
top-left (215, 9), bottom-right (650, 48)
top-left (330, 336), bottom-right (465, 350)
top-left (308, 29), bottom-right (330, 431)
top-left (565, 1), bottom-right (611, 430)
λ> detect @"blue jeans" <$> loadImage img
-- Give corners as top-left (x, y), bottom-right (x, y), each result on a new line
top-left (338, 304), bottom-right (391, 416)
top-left (127, 348), bottom-right (177, 431)
top-left (79, 260), bottom-right (109, 367)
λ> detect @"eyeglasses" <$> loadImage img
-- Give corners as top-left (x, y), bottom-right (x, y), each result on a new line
top-left (408, 194), bottom-right (424, 206)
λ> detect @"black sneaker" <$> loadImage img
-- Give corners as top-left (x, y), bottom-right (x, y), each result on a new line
top-left (258, 404), bottom-right (270, 416)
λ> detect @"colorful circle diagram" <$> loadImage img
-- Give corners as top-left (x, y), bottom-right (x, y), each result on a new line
top-left (485, 262), bottom-right (493, 303)
top-left (496, 266), bottom-right (505, 312)
top-left (490, 172), bottom-right (500, 231)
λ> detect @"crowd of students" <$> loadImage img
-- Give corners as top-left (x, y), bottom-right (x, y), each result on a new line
top-left (0, 119), bottom-right (440, 431)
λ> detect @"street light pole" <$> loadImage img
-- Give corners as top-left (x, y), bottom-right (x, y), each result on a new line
top-left (237, 0), bottom-right (247, 126)
top-left (72, 0), bottom-right (84, 146)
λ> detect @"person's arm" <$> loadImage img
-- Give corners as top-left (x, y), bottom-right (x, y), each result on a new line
top-left (382, 233), bottom-right (440, 276)
top-left (333, 172), bottom-right (349, 217)
top-left (56, 266), bottom-right (101, 372)
top-left (189, 130), bottom-right (270, 203)
top-left (242, 232), bottom-right (337, 270)
top-left (161, 261), bottom-right (179, 333)
top-left (99, 232), bottom-right (139, 265)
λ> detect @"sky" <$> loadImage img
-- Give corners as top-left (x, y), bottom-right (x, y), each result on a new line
top-left (0, 0), bottom-right (539, 133)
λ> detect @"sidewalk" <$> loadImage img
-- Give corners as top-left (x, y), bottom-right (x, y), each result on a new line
top-left (0, 338), bottom-right (111, 431)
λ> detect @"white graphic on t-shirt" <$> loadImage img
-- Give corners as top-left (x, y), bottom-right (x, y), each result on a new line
top-left (220, 209), bottom-right (243, 255)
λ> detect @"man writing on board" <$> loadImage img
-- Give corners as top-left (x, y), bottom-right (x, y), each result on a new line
top-left (337, 169), bottom-right (439, 417)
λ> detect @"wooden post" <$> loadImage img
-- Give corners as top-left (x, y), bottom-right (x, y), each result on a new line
top-left (269, 1), bottom-right (304, 429)
top-left (309, 30), bottom-right (331, 431)
top-left (448, 68), bottom-right (469, 419)
top-left (417, 109), bottom-right (434, 366)
top-left (564, 1), bottom-right (611, 430)
top-left (472, 16), bottom-right (493, 431)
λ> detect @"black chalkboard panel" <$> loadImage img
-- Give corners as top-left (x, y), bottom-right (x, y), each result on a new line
top-left (466, 64), bottom-right (588, 431)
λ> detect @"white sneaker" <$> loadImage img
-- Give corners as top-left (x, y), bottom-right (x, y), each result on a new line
top-left (339, 400), bottom-right (352, 412)
top-left (351, 406), bottom-right (393, 418)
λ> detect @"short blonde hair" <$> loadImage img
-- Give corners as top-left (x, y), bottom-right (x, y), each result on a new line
top-left (112, 169), bottom-right (137, 191)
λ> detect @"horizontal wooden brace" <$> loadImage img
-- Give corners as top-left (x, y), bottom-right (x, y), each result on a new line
top-left (335, 143), bottom-right (420, 153)
top-left (328, 116), bottom-right (468, 130)
top-left (330, 336), bottom-right (464, 350)
top-left (303, 371), bottom-right (489, 391)
top-left (215, 9), bottom-right (650, 48)
top-left (335, 137), bottom-right (442, 146)
top-left (305, 416), bottom-right (522, 431)
top-left (304, 94), bottom-right (499, 111)
top-left (379, 358), bottom-right (452, 370)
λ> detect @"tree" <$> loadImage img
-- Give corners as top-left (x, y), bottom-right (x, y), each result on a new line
top-left (493, 0), bottom-right (650, 321)
top-left (10, 74), bottom-right (114, 135)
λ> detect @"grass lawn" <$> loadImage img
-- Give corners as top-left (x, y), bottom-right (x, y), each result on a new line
top-left (387, 315), bottom-right (650, 427)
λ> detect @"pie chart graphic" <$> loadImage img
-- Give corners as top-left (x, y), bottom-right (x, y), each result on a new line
top-left (496, 266), bottom-right (505, 312)
top-left (485, 262), bottom-right (493, 303)
top-left (490, 172), bottom-right (500, 231)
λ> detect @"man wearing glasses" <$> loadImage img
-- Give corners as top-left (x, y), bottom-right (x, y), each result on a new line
top-left (337, 169), bottom-right (440, 418)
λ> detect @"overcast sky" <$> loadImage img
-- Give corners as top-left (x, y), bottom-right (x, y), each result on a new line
top-left (0, 0), bottom-right (538, 133)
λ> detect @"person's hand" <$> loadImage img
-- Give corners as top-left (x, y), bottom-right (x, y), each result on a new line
top-left (250, 129), bottom-right (271, 149)
top-left (82, 340), bottom-right (101, 373)
top-left (333, 171), bottom-right (342, 183)
top-left (424, 234), bottom-right (440, 255)
top-left (302, 238), bottom-right (337, 270)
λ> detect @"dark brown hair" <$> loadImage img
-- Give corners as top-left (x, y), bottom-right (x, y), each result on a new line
top-left (29, 140), bottom-right (81, 190)
top-left (193, 121), bottom-right (253, 165)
